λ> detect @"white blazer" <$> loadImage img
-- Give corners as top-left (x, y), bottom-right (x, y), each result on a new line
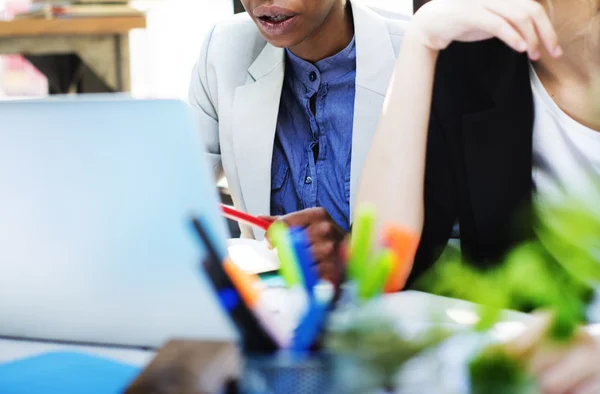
top-left (189, 0), bottom-right (409, 239)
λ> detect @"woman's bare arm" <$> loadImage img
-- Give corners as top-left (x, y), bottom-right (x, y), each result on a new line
top-left (356, 26), bottom-right (438, 235)
top-left (356, 0), bottom-right (559, 238)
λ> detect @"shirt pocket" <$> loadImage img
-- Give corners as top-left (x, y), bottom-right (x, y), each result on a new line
top-left (270, 164), bottom-right (290, 216)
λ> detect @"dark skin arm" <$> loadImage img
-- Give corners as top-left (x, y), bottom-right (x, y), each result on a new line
top-left (260, 207), bottom-right (347, 286)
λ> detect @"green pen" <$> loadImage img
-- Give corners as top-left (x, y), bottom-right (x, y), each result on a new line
top-left (358, 250), bottom-right (394, 301)
top-left (267, 221), bottom-right (303, 288)
top-left (348, 203), bottom-right (377, 283)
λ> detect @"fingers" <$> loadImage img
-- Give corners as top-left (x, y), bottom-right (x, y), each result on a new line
top-left (315, 259), bottom-right (341, 284)
top-left (305, 219), bottom-right (345, 265)
top-left (522, 0), bottom-right (561, 56)
top-left (538, 347), bottom-right (599, 394)
top-left (528, 343), bottom-right (569, 376)
top-left (260, 216), bottom-right (278, 247)
top-left (278, 208), bottom-right (329, 228)
top-left (311, 239), bottom-right (336, 262)
top-left (258, 215), bottom-right (278, 222)
top-left (484, 0), bottom-right (539, 58)
top-left (505, 312), bottom-right (553, 358)
top-left (337, 237), bottom-right (350, 265)
top-left (267, 209), bottom-right (345, 279)
top-left (483, 0), bottom-right (561, 59)
top-left (412, 0), bottom-right (562, 57)
top-left (537, 331), bottom-right (600, 394)
top-left (277, 209), bottom-right (344, 244)
top-left (306, 220), bottom-right (337, 242)
top-left (571, 377), bottom-right (600, 394)
top-left (510, 325), bottom-right (600, 394)
top-left (476, 10), bottom-right (529, 54)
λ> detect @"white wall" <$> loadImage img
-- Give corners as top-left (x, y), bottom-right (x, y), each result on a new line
top-left (0, 0), bottom-right (412, 99)
top-left (129, 0), bottom-right (412, 100)
top-left (129, 0), bottom-right (233, 99)
top-left (366, 0), bottom-right (412, 15)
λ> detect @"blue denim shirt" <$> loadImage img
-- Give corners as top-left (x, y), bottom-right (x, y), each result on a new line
top-left (270, 38), bottom-right (356, 232)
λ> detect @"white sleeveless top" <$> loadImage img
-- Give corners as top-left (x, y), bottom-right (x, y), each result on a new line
top-left (530, 65), bottom-right (600, 321)
top-left (530, 65), bottom-right (600, 209)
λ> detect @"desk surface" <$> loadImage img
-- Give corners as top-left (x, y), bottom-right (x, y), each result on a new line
top-left (0, 338), bottom-right (154, 367)
top-left (0, 16), bottom-right (146, 37)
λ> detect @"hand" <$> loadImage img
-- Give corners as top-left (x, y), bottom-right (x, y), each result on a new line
top-left (260, 208), bottom-right (347, 285)
top-left (505, 313), bottom-right (600, 394)
top-left (411, 0), bottom-right (562, 60)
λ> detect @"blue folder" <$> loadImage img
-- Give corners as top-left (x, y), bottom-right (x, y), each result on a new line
top-left (0, 351), bottom-right (142, 394)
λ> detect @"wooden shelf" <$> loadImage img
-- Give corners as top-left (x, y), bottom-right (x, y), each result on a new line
top-left (0, 16), bottom-right (146, 37)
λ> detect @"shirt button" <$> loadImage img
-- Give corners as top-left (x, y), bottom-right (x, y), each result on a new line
top-left (305, 176), bottom-right (313, 184)
top-left (309, 71), bottom-right (317, 82)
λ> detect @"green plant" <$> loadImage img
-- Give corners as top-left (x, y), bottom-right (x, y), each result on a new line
top-left (325, 302), bottom-right (451, 392)
top-left (469, 344), bottom-right (536, 394)
top-left (417, 195), bottom-right (600, 393)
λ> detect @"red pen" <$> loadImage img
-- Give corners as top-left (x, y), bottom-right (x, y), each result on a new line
top-left (221, 204), bottom-right (273, 231)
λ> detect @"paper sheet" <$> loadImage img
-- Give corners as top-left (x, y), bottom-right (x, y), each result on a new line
top-left (227, 238), bottom-right (280, 274)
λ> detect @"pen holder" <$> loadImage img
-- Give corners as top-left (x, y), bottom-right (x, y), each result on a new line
top-left (240, 351), bottom-right (333, 394)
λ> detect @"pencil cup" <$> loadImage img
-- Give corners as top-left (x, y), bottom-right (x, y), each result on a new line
top-left (240, 352), bottom-right (333, 394)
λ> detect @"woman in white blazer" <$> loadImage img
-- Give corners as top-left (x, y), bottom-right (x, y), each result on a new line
top-left (189, 0), bottom-right (409, 282)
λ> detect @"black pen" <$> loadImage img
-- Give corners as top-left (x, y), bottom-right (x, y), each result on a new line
top-left (190, 216), bottom-right (279, 353)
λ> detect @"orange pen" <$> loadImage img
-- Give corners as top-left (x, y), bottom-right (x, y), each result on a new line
top-left (382, 225), bottom-right (420, 293)
top-left (222, 257), bottom-right (290, 347)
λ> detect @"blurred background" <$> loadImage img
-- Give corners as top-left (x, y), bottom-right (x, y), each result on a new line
top-left (0, 0), bottom-right (414, 101)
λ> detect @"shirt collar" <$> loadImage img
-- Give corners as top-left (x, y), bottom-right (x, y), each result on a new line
top-left (285, 36), bottom-right (356, 89)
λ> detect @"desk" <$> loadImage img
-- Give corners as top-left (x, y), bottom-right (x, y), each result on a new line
top-left (2, 291), bottom-right (599, 393)
top-left (0, 16), bottom-right (146, 93)
top-left (126, 291), bottom-right (600, 393)
top-left (120, 291), bottom-right (532, 394)
top-left (0, 338), bottom-right (154, 367)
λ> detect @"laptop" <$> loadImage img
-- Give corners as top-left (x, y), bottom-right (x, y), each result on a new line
top-left (0, 96), bottom-right (237, 350)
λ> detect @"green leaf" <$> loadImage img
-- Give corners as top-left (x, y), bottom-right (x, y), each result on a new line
top-left (469, 345), bottom-right (535, 394)
top-left (325, 303), bottom-right (451, 389)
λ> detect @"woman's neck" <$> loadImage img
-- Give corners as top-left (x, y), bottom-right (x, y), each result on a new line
top-left (533, 0), bottom-right (600, 131)
top-left (289, 0), bottom-right (354, 63)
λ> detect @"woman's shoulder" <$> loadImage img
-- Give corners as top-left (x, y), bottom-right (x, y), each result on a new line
top-left (203, 13), bottom-right (267, 60)
top-left (195, 13), bottom-right (271, 84)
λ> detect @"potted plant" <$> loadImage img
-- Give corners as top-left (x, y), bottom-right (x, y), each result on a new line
top-left (418, 194), bottom-right (600, 394)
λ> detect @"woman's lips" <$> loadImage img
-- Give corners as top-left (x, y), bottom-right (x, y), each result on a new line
top-left (254, 5), bottom-right (299, 37)
top-left (257, 14), bottom-right (298, 36)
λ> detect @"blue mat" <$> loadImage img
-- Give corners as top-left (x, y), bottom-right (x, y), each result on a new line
top-left (0, 351), bottom-right (142, 394)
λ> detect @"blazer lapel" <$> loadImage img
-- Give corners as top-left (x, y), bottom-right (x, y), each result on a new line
top-left (460, 44), bottom-right (534, 261)
top-left (232, 43), bottom-right (284, 233)
top-left (349, 0), bottom-right (398, 217)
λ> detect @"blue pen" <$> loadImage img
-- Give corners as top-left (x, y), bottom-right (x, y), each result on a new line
top-left (288, 227), bottom-right (330, 351)
top-left (291, 301), bottom-right (329, 351)
top-left (289, 227), bottom-right (319, 295)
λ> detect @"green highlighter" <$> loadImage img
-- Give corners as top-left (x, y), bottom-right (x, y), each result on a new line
top-left (267, 221), bottom-right (303, 287)
top-left (358, 250), bottom-right (394, 301)
top-left (348, 204), bottom-right (377, 283)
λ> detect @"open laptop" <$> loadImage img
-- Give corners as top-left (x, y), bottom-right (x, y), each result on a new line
top-left (0, 96), bottom-right (237, 350)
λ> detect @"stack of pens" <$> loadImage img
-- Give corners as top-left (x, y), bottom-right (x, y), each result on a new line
top-left (267, 221), bottom-right (332, 352)
top-left (193, 204), bottom-right (421, 393)
top-left (193, 214), bottom-right (331, 354)
top-left (196, 202), bottom-right (420, 354)
top-left (345, 204), bottom-right (420, 303)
